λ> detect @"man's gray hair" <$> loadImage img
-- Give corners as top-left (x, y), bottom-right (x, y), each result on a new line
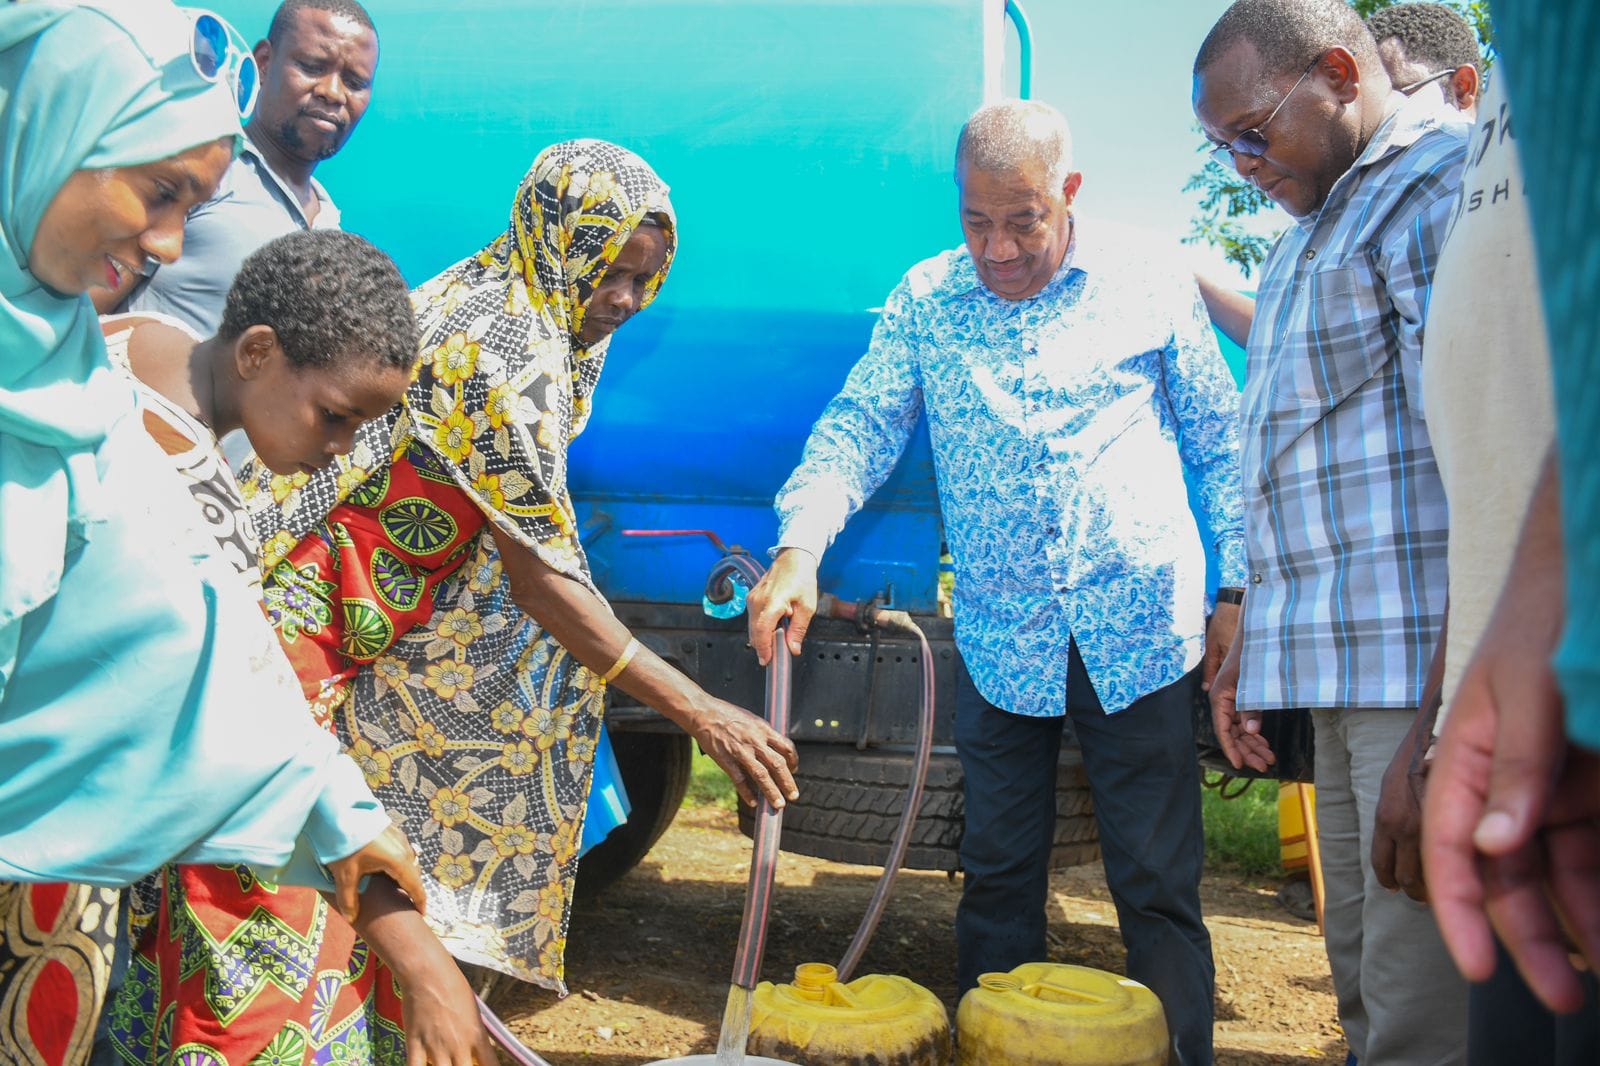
top-left (955, 100), bottom-right (1074, 186)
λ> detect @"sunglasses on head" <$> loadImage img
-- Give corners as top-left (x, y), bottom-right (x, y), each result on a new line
top-left (1208, 54), bottom-right (1323, 170)
top-left (185, 8), bottom-right (259, 120)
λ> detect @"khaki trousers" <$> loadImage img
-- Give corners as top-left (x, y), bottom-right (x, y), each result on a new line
top-left (1313, 708), bottom-right (1468, 1065)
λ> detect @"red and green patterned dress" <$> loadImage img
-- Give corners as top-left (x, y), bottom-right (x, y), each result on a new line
top-left (108, 441), bottom-right (488, 1066)
top-left (94, 318), bottom-right (422, 1066)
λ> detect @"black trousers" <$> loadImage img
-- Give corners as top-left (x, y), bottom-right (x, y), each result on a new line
top-left (1468, 939), bottom-right (1600, 1066)
top-left (953, 640), bottom-right (1214, 1066)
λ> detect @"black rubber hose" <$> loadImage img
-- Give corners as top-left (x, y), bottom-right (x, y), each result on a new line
top-left (723, 567), bottom-right (938, 984)
top-left (834, 607), bottom-right (935, 982)
top-left (707, 552), bottom-right (792, 992)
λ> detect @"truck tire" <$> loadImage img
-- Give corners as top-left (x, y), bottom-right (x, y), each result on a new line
top-left (740, 742), bottom-right (1099, 872)
top-left (574, 730), bottom-right (694, 896)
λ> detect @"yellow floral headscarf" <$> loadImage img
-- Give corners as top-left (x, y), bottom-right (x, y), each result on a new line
top-left (421, 139), bottom-right (676, 428)
top-left (252, 140), bottom-right (676, 584)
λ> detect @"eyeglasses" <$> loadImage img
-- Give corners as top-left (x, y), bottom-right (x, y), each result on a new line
top-left (1397, 69), bottom-right (1455, 96)
top-left (1208, 54), bottom-right (1321, 170)
top-left (185, 8), bottom-right (259, 120)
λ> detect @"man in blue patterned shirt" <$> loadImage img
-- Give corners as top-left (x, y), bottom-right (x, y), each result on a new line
top-left (746, 100), bottom-right (1246, 1066)
top-left (1194, 1), bottom-right (1469, 1062)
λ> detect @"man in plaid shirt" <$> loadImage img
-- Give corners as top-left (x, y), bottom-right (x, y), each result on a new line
top-left (1193, 1), bottom-right (1469, 1062)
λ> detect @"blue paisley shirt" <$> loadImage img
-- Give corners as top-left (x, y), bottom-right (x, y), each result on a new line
top-left (776, 223), bottom-right (1246, 715)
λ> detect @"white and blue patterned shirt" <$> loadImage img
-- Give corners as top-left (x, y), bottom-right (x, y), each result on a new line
top-left (776, 223), bottom-right (1246, 716)
top-left (1236, 92), bottom-right (1468, 712)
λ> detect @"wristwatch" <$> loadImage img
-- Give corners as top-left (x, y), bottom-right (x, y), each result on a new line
top-left (1215, 587), bottom-right (1244, 605)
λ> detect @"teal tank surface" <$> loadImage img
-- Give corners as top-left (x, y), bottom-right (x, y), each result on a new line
top-left (211, 0), bottom-right (1008, 609)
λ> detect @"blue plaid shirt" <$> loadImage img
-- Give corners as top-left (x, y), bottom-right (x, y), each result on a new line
top-left (776, 224), bottom-right (1246, 716)
top-left (1236, 92), bottom-right (1468, 712)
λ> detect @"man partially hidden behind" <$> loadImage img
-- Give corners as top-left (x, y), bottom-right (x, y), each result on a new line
top-left (747, 100), bottom-right (1247, 1066)
top-left (94, 0), bottom-right (377, 332)
top-left (1366, 1), bottom-right (1481, 119)
top-left (1194, 0), bottom-right (1470, 1062)
top-left (1379, 70), bottom-right (1600, 1065)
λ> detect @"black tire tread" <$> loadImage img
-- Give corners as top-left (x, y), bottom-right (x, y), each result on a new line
top-left (741, 743), bottom-right (1100, 872)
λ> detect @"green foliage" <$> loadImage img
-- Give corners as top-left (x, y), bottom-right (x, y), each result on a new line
top-left (686, 749), bottom-right (738, 810)
top-left (1184, 0), bottom-right (1495, 275)
top-left (1182, 144), bottom-right (1277, 278)
top-left (1201, 774), bottom-right (1282, 877)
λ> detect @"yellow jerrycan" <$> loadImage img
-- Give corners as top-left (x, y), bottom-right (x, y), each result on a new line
top-left (746, 962), bottom-right (952, 1065)
top-left (955, 963), bottom-right (1167, 1066)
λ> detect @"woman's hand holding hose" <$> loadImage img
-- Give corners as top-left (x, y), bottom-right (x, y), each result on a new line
top-left (682, 693), bottom-right (798, 808)
top-left (492, 525), bottom-right (800, 812)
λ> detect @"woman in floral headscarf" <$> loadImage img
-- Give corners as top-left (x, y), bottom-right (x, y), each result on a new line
top-left (239, 140), bottom-right (799, 1000)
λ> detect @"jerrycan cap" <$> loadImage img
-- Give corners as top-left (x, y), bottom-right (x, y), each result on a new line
top-left (976, 973), bottom-right (1023, 992)
top-left (757, 962), bottom-right (943, 1020)
top-left (792, 962), bottom-right (838, 995)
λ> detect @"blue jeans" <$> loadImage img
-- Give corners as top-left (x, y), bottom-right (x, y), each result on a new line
top-left (953, 640), bottom-right (1214, 1066)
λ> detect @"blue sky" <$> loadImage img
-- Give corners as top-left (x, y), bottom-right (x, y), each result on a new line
top-left (1004, 0), bottom-right (1279, 284)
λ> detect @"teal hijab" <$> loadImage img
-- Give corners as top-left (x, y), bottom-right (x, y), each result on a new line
top-left (0, 3), bottom-right (389, 886)
top-left (0, 0), bottom-right (241, 641)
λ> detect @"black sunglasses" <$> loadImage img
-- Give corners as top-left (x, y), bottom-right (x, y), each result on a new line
top-left (1208, 55), bottom-right (1322, 169)
top-left (1397, 69), bottom-right (1456, 96)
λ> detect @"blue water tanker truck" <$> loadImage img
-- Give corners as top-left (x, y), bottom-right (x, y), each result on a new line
top-left (211, 0), bottom-right (1295, 893)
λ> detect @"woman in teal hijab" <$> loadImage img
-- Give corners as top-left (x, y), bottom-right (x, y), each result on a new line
top-left (0, 1), bottom-right (422, 906)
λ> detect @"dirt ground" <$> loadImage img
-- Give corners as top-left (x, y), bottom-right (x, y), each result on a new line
top-left (497, 806), bottom-right (1344, 1065)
